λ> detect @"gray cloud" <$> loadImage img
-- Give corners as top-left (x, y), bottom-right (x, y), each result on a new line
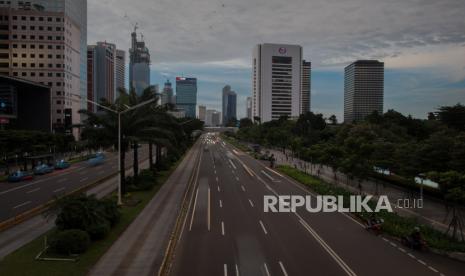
top-left (88, 0), bottom-right (465, 66)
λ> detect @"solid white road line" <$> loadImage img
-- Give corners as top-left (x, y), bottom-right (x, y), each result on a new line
top-left (26, 188), bottom-right (40, 194)
top-left (265, 166), bottom-right (284, 177)
top-left (279, 261), bottom-right (289, 276)
top-left (248, 199), bottom-right (254, 207)
top-left (261, 170), bottom-right (275, 181)
top-left (263, 263), bottom-right (271, 276)
top-left (221, 221), bottom-right (225, 236)
top-left (219, 199), bottom-right (223, 208)
top-left (428, 266), bottom-right (439, 273)
top-left (259, 220), bottom-right (268, 235)
top-left (224, 264), bottom-right (228, 276)
top-left (228, 159), bottom-right (237, 170)
top-left (13, 201), bottom-right (31, 209)
top-left (189, 188), bottom-right (199, 231)
top-left (53, 187), bottom-right (66, 193)
top-left (208, 187), bottom-right (211, 231)
top-left (235, 264), bottom-right (240, 276)
top-left (298, 216), bottom-right (357, 276)
top-left (79, 177), bottom-right (89, 182)
top-left (242, 164), bottom-right (255, 177)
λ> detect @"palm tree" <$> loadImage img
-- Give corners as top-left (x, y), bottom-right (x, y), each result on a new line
top-left (80, 86), bottom-right (182, 196)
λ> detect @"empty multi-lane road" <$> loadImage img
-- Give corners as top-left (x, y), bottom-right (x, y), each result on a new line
top-left (170, 134), bottom-right (465, 276)
top-left (0, 148), bottom-right (149, 223)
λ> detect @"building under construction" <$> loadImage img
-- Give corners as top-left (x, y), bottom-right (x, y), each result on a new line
top-left (129, 25), bottom-right (151, 95)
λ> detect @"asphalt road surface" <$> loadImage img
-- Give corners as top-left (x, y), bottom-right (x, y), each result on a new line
top-left (170, 134), bottom-right (465, 276)
top-left (0, 147), bottom-right (149, 223)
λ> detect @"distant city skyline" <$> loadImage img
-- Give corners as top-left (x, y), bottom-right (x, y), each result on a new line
top-left (88, 0), bottom-right (465, 120)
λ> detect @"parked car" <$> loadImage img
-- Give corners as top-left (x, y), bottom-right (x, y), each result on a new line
top-left (33, 163), bottom-right (54, 175)
top-left (88, 152), bottom-right (105, 166)
top-left (55, 160), bottom-right (71, 170)
top-left (8, 170), bottom-right (34, 182)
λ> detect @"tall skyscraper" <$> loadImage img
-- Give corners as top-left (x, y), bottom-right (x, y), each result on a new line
top-left (115, 49), bottom-right (125, 93)
top-left (344, 60), bottom-right (384, 123)
top-left (222, 85), bottom-right (237, 125)
top-left (87, 42), bottom-right (124, 112)
top-left (175, 77), bottom-right (197, 118)
top-left (301, 60), bottom-right (311, 113)
top-left (198, 105), bottom-right (206, 121)
top-left (129, 26), bottom-right (150, 95)
top-left (252, 43), bottom-right (302, 122)
top-left (246, 96), bottom-right (252, 119)
top-left (0, 0), bottom-right (86, 137)
top-left (161, 79), bottom-right (174, 105)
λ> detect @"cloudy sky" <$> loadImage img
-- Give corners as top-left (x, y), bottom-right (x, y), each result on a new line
top-left (88, 0), bottom-right (465, 120)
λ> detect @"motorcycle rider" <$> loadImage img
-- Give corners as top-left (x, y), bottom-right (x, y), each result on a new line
top-left (409, 227), bottom-right (424, 249)
top-left (269, 154), bottom-right (275, 168)
top-left (366, 214), bottom-right (383, 230)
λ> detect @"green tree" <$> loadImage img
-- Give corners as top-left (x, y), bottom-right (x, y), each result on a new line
top-left (328, 114), bottom-right (338, 125)
top-left (239, 118), bottom-right (253, 129)
top-left (428, 171), bottom-right (465, 241)
top-left (437, 103), bottom-right (465, 131)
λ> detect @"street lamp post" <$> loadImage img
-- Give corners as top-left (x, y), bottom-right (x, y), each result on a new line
top-left (72, 95), bottom-right (155, 205)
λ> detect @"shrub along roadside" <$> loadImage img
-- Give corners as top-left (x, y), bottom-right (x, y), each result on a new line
top-left (0, 156), bottom-right (184, 276)
top-left (277, 165), bottom-right (465, 253)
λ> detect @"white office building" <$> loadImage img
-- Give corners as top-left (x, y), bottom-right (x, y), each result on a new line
top-left (252, 43), bottom-right (303, 122)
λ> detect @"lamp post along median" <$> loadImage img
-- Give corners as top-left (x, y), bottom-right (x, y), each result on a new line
top-left (73, 95), bottom-right (155, 205)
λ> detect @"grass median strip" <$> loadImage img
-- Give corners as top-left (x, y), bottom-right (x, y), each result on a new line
top-left (0, 158), bottom-right (183, 276)
top-left (277, 165), bottom-right (465, 254)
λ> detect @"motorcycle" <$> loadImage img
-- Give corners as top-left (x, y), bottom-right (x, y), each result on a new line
top-left (401, 236), bottom-right (428, 251)
top-left (365, 218), bottom-right (384, 235)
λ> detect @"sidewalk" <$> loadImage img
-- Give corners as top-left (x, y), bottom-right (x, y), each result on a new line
top-left (265, 147), bottom-right (464, 236)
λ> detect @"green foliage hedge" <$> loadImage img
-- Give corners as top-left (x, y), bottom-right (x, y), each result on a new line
top-left (49, 229), bottom-right (90, 255)
top-left (54, 194), bottom-right (121, 241)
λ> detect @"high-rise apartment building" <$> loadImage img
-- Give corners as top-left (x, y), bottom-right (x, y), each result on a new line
top-left (246, 96), bottom-right (252, 119)
top-left (87, 42), bottom-right (124, 112)
top-left (0, 1), bottom-right (86, 137)
top-left (222, 85), bottom-right (237, 125)
top-left (252, 43), bottom-right (303, 122)
top-left (129, 26), bottom-right (150, 95)
top-left (198, 105), bottom-right (206, 121)
top-left (115, 49), bottom-right (125, 93)
top-left (301, 60), bottom-right (311, 113)
top-left (175, 77), bottom-right (197, 118)
top-left (161, 79), bottom-right (174, 105)
top-left (344, 60), bottom-right (384, 123)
